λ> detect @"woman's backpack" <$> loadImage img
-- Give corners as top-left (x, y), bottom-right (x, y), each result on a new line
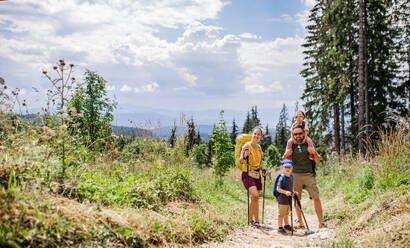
top-left (234, 134), bottom-right (252, 172)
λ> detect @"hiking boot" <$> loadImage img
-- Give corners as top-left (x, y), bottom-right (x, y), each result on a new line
top-left (251, 220), bottom-right (260, 228)
top-left (284, 225), bottom-right (293, 231)
top-left (294, 221), bottom-right (305, 229)
top-left (278, 227), bottom-right (286, 235)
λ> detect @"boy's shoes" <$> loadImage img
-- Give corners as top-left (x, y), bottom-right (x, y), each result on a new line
top-left (284, 225), bottom-right (293, 231)
top-left (251, 220), bottom-right (260, 228)
top-left (319, 222), bottom-right (326, 228)
top-left (294, 221), bottom-right (305, 229)
top-left (278, 227), bottom-right (287, 235)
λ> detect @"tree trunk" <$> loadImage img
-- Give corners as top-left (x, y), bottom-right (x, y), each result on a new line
top-left (364, 0), bottom-right (370, 141)
top-left (408, 48), bottom-right (410, 114)
top-left (358, 0), bottom-right (366, 154)
top-left (333, 102), bottom-right (340, 156)
top-left (341, 103), bottom-right (346, 156)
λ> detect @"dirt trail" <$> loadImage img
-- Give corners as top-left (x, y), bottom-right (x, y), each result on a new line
top-left (200, 199), bottom-right (335, 248)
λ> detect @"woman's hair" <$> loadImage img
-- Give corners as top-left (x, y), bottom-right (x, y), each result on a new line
top-left (295, 110), bottom-right (305, 118)
top-left (252, 126), bottom-right (263, 136)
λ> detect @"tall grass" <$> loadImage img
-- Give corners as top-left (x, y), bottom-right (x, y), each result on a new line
top-left (317, 116), bottom-right (409, 247)
top-left (0, 116), bottom-right (248, 247)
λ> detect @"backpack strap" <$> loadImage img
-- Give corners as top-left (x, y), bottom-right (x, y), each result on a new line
top-left (280, 173), bottom-right (286, 189)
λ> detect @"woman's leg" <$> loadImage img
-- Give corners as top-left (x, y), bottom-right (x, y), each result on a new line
top-left (249, 186), bottom-right (259, 221)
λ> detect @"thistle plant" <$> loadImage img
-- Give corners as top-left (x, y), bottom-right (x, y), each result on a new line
top-left (42, 59), bottom-right (76, 179)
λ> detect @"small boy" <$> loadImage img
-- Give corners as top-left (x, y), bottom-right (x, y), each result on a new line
top-left (275, 160), bottom-right (296, 234)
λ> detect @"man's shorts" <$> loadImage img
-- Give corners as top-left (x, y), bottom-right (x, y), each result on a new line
top-left (242, 172), bottom-right (262, 191)
top-left (293, 173), bottom-right (319, 198)
top-left (278, 204), bottom-right (290, 216)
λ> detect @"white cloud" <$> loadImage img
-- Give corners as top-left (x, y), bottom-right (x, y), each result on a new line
top-left (0, 0), bottom-right (307, 114)
top-left (141, 82), bottom-right (159, 92)
top-left (107, 85), bottom-right (116, 91)
top-left (0, 0), bottom-right (226, 68)
top-left (301, 0), bottom-right (317, 8)
top-left (266, 14), bottom-right (293, 23)
top-left (295, 10), bottom-right (310, 29)
top-left (120, 84), bottom-right (132, 92)
top-left (132, 82), bottom-right (159, 93)
top-left (238, 36), bottom-right (304, 95)
top-left (238, 33), bottom-right (260, 39)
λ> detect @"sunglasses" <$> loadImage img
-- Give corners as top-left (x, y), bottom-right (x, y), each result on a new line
top-left (293, 132), bottom-right (304, 136)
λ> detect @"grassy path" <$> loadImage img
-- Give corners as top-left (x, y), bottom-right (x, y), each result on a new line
top-left (200, 198), bottom-right (335, 248)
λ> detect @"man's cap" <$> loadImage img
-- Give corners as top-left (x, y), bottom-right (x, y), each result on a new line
top-left (281, 160), bottom-right (293, 167)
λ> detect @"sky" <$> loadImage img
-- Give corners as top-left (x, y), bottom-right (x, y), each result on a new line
top-left (0, 0), bottom-right (317, 127)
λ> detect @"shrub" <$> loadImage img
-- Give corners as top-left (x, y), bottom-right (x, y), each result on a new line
top-left (263, 144), bottom-right (281, 168)
top-left (192, 143), bottom-right (208, 168)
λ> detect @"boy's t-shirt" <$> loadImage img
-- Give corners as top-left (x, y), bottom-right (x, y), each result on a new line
top-left (277, 175), bottom-right (293, 205)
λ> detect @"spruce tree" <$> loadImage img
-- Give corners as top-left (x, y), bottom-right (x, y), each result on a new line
top-left (273, 104), bottom-right (290, 156)
top-left (250, 105), bottom-right (261, 128)
top-left (242, 111), bottom-right (252, 133)
top-left (230, 118), bottom-right (238, 145)
top-left (260, 123), bottom-right (273, 151)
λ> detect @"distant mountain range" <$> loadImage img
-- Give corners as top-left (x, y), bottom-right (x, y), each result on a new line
top-left (22, 106), bottom-right (280, 139)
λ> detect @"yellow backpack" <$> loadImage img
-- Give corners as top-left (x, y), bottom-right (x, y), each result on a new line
top-left (235, 134), bottom-right (252, 172)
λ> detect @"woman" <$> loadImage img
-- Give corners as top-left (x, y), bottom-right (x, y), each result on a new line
top-left (239, 126), bottom-right (267, 227)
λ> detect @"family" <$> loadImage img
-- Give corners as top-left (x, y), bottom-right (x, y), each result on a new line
top-left (238, 110), bottom-right (324, 233)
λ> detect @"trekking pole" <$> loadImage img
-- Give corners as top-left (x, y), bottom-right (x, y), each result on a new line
top-left (294, 194), bottom-right (309, 231)
top-left (289, 195), bottom-right (293, 236)
top-left (262, 169), bottom-right (266, 224)
top-left (246, 150), bottom-right (250, 226)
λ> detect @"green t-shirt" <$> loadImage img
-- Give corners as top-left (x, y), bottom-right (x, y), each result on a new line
top-left (292, 142), bottom-right (313, 173)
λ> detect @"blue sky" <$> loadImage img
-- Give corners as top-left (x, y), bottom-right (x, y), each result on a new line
top-left (0, 0), bottom-right (316, 127)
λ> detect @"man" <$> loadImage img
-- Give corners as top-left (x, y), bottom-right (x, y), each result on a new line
top-left (288, 125), bottom-right (324, 228)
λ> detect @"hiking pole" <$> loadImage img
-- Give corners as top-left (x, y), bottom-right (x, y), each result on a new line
top-left (294, 194), bottom-right (309, 231)
top-left (262, 169), bottom-right (266, 224)
top-left (246, 150), bottom-right (250, 226)
top-left (289, 195), bottom-right (293, 236)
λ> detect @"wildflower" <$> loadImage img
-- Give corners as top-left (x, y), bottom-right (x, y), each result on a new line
top-left (53, 66), bottom-right (58, 70)
top-left (42, 70), bottom-right (47, 74)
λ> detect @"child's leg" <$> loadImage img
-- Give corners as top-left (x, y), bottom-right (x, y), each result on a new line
top-left (278, 204), bottom-right (284, 227)
top-left (306, 136), bottom-right (315, 149)
top-left (282, 139), bottom-right (294, 159)
top-left (283, 214), bottom-right (289, 226)
top-left (278, 215), bottom-right (283, 228)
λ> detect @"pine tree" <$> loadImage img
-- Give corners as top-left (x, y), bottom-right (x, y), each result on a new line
top-left (300, 0), bottom-right (407, 156)
top-left (230, 118), bottom-right (238, 145)
top-left (169, 121), bottom-right (177, 148)
top-left (210, 110), bottom-right (235, 182)
top-left (273, 104), bottom-right (290, 156)
top-left (242, 111), bottom-right (252, 133)
top-left (260, 123), bottom-right (273, 151)
top-left (185, 117), bottom-right (197, 155)
top-left (250, 105), bottom-right (261, 128)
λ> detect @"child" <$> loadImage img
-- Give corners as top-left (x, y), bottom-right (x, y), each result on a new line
top-left (275, 160), bottom-right (296, 234)
top-left (282, 110), bottom-right (315, 160)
